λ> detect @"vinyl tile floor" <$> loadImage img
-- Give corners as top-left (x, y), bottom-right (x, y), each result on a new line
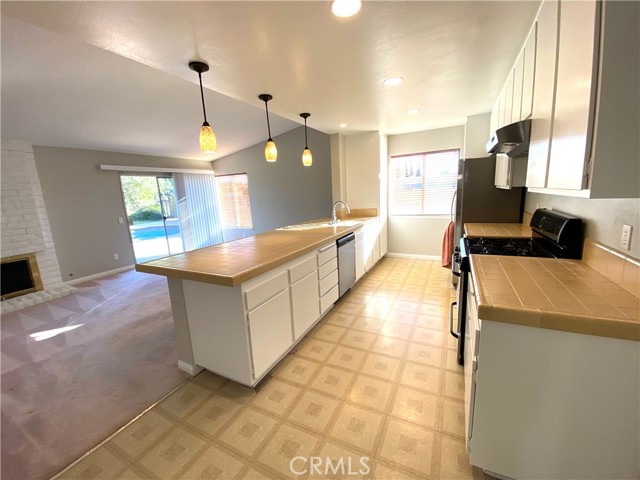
top-left (56, 258), bottom-right (491, 480)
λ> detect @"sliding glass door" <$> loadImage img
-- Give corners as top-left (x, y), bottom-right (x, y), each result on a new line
top-left (120, 175), bottom-right (184, 263)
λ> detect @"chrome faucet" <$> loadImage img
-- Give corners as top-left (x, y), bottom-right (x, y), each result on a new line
top-left (331, 200), bottom-right (351, 224)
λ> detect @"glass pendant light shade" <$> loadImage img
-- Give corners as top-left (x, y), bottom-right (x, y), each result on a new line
top-left (302, 148), bottom-right (313, 166)
top-left (200, 122), bottom-right (217, 153)
top-left (265, 139), bottom-right (278, 162)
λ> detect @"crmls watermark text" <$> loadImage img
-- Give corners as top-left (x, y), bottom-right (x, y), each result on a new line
top-left (289, 456), bottom-right (371, 476)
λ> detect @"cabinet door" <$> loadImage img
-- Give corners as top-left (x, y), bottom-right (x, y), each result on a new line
top-left (498, 86), bottom-right (507, 129)
top-left (291, 271), bottom-right (320, 340)
top-left (546, 0), bottom-right (598, 190)
top-left (526, 0), bottom-right (559, 188)
top-left (512, 52), bottom-right (525, 122)
top-left (355, 236), bottom-right (365, 281)
top-left (521, 23), bottom-right (537, 120)
top-left (490, 98), bottom-right (500, 135)
top-left (504, 70), bottom-right (515, 126)
top-left (248, 289), bottom-right (293, 379)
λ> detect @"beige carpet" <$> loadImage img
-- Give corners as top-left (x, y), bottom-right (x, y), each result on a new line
top-left (1, 270), bottom-right (190, 480)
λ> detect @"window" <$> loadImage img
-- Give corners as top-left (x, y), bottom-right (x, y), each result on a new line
top-left (215, 173), bottom-right (253, 228)
top-left (389, 149), bottom-right (459, 215)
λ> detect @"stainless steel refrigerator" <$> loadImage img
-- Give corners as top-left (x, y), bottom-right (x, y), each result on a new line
top-left (453, 156), bottom-right (524, 247)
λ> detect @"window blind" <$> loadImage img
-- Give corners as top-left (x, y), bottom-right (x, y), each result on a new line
top-left (390, 149), bottom-right (459, 215)
top-left (215, 174), bottom-right (254, 228)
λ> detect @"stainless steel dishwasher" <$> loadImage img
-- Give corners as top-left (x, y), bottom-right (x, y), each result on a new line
top-left (337, 232), bottom-right (356, 297)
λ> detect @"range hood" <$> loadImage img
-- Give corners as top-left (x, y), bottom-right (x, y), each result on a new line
top-left (486, 119), bottom-right (531, 157)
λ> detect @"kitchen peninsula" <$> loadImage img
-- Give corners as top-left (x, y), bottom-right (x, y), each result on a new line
top-left (136, 215), bottom-right (381, 386)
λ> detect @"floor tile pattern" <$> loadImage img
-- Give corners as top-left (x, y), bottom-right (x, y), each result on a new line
top-left (56, 259), bottom-right (492, 480)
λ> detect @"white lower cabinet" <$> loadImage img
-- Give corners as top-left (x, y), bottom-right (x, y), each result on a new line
top-left (291, 271), bottom-right (319, 340)
top-left (247, 288), bottom-right (292, 379)
top-left (184, 222), bottom-right (380, 387)
top-left (355, 228), bottom-right (365, 281)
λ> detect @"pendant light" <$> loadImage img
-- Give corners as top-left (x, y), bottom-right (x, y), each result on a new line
top-left (188, 61), bottom-right (217, 153)
top-left (300, 113), bottom-right (312, 167)
top-left (258, 94), bottom-right (277, 162)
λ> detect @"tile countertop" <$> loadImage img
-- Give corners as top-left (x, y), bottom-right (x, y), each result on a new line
top-left (135, 216), bottom-right (377, 287)
top-left (464, 222), bottom-right (531, 238)
top-left (469, 255), bottom-right (640, 341)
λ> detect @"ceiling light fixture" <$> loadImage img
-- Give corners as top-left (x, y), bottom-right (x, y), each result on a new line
top-left (406, 109), bottom-right (421, 115)
top-left (339, 123), bottom-right (347, 128)
top-left (258, 94), bottom-right (277, 163)
top-left (331, 0), bottom-right (362, 17)
top-left (189, 61), bottom-right (217, 153)
top-left (382, 76), bottom-right (404, 87)
top-left (300, 113), bottom-right (313, 167)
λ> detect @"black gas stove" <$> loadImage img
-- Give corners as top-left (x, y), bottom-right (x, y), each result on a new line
top-left (450, 208), bottom-right (583, 367)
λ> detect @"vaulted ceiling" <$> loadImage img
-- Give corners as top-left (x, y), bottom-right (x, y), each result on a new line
top-left (1, 1), bottom-right (540, 161)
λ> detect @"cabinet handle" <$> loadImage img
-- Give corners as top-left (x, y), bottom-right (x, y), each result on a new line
top-left (449, 301), bottom-right (459, 339)
top-left (318, 244), bottom-right (334, 252)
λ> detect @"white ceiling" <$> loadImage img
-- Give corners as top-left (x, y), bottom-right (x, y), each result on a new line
top-left (1, 1), bottom-right (540, 161)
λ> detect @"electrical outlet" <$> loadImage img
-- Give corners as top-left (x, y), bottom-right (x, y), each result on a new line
top-left (621, 225), bottom-right (633, 250)
top-left (113, 253), bottom-right (119, 260)
top-left (118, 217), bottom-right (124, 224)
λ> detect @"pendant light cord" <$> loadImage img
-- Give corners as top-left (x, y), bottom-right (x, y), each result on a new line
top-left (304, 118), bottom-right (308, 148)
top-left (265, 102), bottom-right (272, 139)
top-left (197, 72), bottom-right (208, 124)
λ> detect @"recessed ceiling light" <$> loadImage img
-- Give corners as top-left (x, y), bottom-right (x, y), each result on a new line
top-left (406, 109), bottom-right (420, 115)
top-left (382, 77), bottom-right (403, 87)
top-left (339, 123), bottom-right (347, 128)
top-left (331, 0), bottom-right (362, 18)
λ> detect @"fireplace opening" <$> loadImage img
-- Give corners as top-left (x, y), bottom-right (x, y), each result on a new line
top-left (1, 253), bottom-right (43, 301)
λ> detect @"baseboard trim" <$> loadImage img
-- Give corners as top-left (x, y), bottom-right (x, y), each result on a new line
top-left (178, 361), bottom-right (204, 376)
top-left (65, 265), bottom-right (135, 285)
top-left (386, 253), bottom-right (440, 261)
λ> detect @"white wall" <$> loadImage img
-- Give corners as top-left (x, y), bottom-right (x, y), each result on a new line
top-left (387, 125), bottom-right (465, 256)
top-left (345, 132), bottom-right (381, 209)
top-left (464, 113), bottom-right (491, 159)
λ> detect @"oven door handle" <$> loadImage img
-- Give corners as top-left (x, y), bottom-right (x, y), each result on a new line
top-left (451, 253), bottom-right (461, 277)
top-left (449, 301), bottom-right (459, 338)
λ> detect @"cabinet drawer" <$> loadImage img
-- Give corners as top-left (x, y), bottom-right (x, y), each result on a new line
top-left (319, 269), bottom-right (339, 297)
top-left (289, 255), bottom-right (317, 284)
top-left (320, 285), bottom-right (339, 315)
top-left (317, 243), bottom-right (337, 266)
top-left (245, 271), bottom-right (288, 311)
top-left (248, 289), bottom-right (293, 380)
top-left (318, 257), bottom-right (338, 280)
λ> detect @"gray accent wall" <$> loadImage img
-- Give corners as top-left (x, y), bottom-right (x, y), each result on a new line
top-left (33, 146), bottom-right (211, 280)
top-left (525, 193), bottom-right (640, 258)
top-left (213, 126), bottom-right (333, 239)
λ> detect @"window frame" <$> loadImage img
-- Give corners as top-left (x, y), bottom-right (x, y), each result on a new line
top-left (388, 148), bottom-right (460, 217)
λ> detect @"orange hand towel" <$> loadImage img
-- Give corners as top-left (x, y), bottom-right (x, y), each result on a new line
top-left (441, 220), bottom-right (455, 268)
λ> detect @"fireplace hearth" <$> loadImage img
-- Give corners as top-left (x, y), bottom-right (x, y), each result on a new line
top-left (1, 253), bottom-right (43, 301)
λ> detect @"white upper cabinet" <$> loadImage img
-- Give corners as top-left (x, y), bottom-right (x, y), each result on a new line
top-left (490, 98), bottom-right (501, 136)
top-left (527, 0), bottom-right (558, 189)
top-left (526, 0), bottom-right (639, 197)
top-left (546, 0), bottom-right (598, 190)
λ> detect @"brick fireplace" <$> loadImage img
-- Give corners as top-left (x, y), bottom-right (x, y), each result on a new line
top-left (1, 139), bottom-right (75, 313)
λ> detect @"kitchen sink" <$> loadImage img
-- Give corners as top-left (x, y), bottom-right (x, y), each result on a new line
top-left (276, 220), bottom-right (360, 231)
